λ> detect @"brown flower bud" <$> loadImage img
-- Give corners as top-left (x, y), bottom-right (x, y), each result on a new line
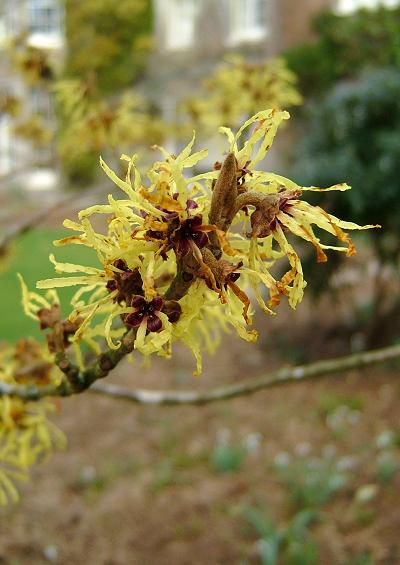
top-left (209, 152), bottom-right (238, 231)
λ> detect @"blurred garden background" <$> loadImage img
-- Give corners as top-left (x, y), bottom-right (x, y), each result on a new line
top-left (1, 0), bottom-right (400, 563)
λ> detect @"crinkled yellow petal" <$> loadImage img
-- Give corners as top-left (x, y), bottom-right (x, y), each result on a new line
top-left (301, 183), bottom-right (351, 192)
top-left (37, 276), bottom-right (99, 289)
top-left (235, 109), bottom-right (289, 167)
top-left (273, 224), bottom-right (306, 309)
top-left (49, 254), bottom-right (104, 276)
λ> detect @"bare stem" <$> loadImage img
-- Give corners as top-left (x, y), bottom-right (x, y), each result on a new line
top-left (164, 255), bottom-right (197, 301)
top-left (55, 329), bottom-right (137, 393)
top-left (89, 344), bottom-right (400, 405)
top-left (2, 343), bottom-right (399, 405)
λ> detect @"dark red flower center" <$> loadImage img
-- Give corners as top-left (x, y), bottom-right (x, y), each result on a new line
top-left (125, 295), bottom-right (182, 333)
top-left (106, 259), bottom-right (143, 303)
top-left (171, 215), bottom-right (209, 257)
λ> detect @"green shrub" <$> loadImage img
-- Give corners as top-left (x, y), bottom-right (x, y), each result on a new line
top-left (293, 68), bottom-right (400, 259)
top-left (285, 6), bottom-right (400, 97)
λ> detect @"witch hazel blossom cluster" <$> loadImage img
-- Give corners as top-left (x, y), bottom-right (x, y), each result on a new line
top-left (0, 338), bottom-right (66, 504)
top-left (0, 108), bottom-right (378, 505)
top-left (24, 109), bottom-right (376, 375)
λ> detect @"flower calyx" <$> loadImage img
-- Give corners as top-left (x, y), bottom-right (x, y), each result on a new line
top-left (106, 259), bottom-right (143, 303)
top-left (37, 304), bottom-right (82, 354)
top-left (249, 194), bottom-right (280, 238)
top-left (170, 215), bottom-right (210, 258)
top-left (125, 295), bottom-right (182, 334)
top-left (235, 189), bottom-right (301, 238)
top-left (200, 248), bottom-right (250, 323)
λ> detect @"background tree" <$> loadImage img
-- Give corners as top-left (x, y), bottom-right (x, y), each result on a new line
top-left (285, 5), bottom-right (400, 98)
top-left (292, 69), bottom-right (400, 346)
top-left (64, 0), bottom-right (153, 95)
top-left (181, 56), bottom-right (302, 134)
top-left (56, 0), bottom-right (157, 182)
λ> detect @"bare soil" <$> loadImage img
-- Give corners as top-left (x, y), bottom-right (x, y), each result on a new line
top-left (1, 304), bottom-right (399, 564)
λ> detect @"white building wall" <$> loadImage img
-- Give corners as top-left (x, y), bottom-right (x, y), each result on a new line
top-left (336, 0), bottom-right (399, 13)
top-left (0, 0), bottom-right (64, 191)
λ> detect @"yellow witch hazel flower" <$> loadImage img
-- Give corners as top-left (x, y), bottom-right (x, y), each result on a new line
top-left (182, 56), bottom-right (302, 132)
top-left (208, 109), bottom-right (378, 311)
top-left (0, 339), bottom-right (66, 504)
top-left (53, 78), bottom-right (164, 169)
top-left (35, 109), bottom-right (377, 375)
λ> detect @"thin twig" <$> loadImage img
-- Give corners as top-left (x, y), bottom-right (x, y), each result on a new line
top-left (88, 344), bottom-right (400, 405)
top-left (0, 339), bottom-right (400, 406)
top-left (2, 343), bottom-right (399, 404)
top-left (0, 183), bottom-right (108, 255)
top-left (0, 330), bottom-right (137, 399)
top-left (0, 203), bottom-right (64, 255)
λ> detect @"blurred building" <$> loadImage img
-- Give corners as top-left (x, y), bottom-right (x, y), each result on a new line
top-left (1, 0), bottom-right (397, 186)
top-left (0, 0), bottom-right (64, 192)
top-left (149, 0), bottom-right (399, 156)
top-left (148, 0), bottom-right (335, 151)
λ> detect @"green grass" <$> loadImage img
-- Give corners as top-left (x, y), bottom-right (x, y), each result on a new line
top-left (0, 229), bottom-right (97, 342)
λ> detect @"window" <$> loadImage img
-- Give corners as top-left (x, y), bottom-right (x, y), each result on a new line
top-left (165, 0), bottom-right (198, 51)
top-left (28, 0), bottom-right (62, 35)
top-left (228, 0), bottom-right (268, 46)
top-left (0, 19), bottom-right (6, 44)
top-left (3, 0), bottom-right (18, 36)
top-left (0, 115), bottom-right (13, 175)
top-left (336, 0), bottom-right (399, 14)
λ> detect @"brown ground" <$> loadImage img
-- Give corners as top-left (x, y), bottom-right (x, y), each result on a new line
top-left (0, 298), bottom-right (399, 565)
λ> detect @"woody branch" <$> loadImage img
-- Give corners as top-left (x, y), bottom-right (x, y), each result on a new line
top-left (1, 343), bottom-right (399, 405)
